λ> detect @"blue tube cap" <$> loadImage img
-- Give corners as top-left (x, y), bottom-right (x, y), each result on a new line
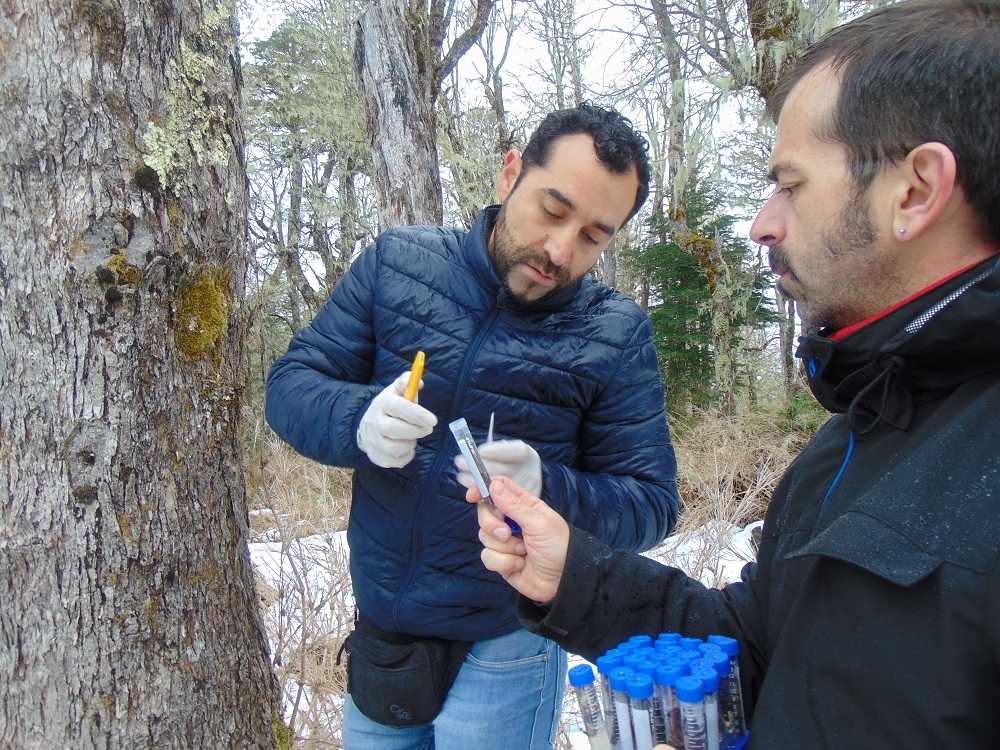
top-left (657, 632), bottom-right (682, 644)
top-left (691, 664), bottom-right (720, 694)
top-left (635, 660), bottom-right (658, 678)
top-left (568, 664), bottom-right (596, 688)
top-left (698, 643), bottom-right (724, 657)
top-left (656, 644), bottom-right (684, 659)
top-left (597, 651), bottom-right (624, 675)
top-left (623, 653), bottom-right (646, 671)
top-left (610, 667), bottom-right (634, 691)
top-left (708, 635), bottom-right (740, 656)
top-left (629, 634), bottom-right (653, 648)
top-left (661, 657), bottom-right (690, 675)
top-left (626, 673), bottom-right (654, 700)
top-left (617, 642), bottom-right (639, 654)
top-left (680, 637), bottom-right (703, 651)
top-left (654, 662), bottom-right (686, 687)
top-left (702, 651), bottom-right (731, 676)
top-left (675, 675), bottom-right (705, 703)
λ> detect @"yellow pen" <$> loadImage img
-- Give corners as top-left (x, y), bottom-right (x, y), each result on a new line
top-left (404, 350), bottom-right (425, 402)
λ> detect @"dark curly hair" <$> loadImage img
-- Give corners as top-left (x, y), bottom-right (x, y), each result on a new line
top-left (517, 102), bottom-right (651, 224)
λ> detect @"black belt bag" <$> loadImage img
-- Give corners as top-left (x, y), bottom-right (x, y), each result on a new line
top-left (340, 618), bottom-right (473, 726)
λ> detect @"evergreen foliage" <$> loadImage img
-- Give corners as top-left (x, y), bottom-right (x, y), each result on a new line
top-left (636, 176), bottom-right (777, 412)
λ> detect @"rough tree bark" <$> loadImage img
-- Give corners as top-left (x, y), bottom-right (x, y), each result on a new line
top-left (0, 1), bottom-right (278, 746)
top-left (354, 0), bottom-right (495, 229)
top-left (748, 0), bottom-right (839, 102)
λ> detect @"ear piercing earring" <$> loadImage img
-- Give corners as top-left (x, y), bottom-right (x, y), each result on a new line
top-left (897, 228), bottom-right (907, 235)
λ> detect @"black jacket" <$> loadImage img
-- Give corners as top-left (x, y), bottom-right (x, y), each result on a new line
top-left (522, 256), bottom-right (1000, 748)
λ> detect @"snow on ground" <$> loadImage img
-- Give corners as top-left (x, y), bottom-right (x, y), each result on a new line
top-left (249, 516), bottom-right (762, 746)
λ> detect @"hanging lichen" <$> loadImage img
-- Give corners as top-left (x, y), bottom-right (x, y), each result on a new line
top-left (174, 267), bottom-right (229, 360)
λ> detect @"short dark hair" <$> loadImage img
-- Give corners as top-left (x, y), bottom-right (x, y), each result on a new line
top-left (767, 0), bottom-right (1000, 245)
top-left (519, 102), bottom-right (651, 224)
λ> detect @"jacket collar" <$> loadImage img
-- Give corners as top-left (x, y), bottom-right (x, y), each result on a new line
top-left (465, 205), bottom-right (587, 313)
top-left (798, 254), bottom-right (1000, 433)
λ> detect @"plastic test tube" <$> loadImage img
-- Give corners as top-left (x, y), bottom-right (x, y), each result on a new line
top-left (698, 652), bottom-right (733, 745)
top-left (707, 636), bottom-right (747, 744)
top-left (691, 665), bottom-right (722, 750)
top-left (627, 673), bottom-right (656, 750)
top-left (569, 665), bottom-right (612, 750)
top-left (655, 661), bottom-right (687, 748)
top-left (676, 675), bottom-right (708, 750)
top-left (448, 417), bottom-right (520, 534)
top-left (609, 668), bottom-right (635, 750)
top-left (632, 661), bottom-right (663, 744)
top-left (596, 651), bottom-right (624, 750)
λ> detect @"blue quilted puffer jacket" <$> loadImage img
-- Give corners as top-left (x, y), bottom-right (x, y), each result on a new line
top-left (266, 206), bottom-right (678, 641)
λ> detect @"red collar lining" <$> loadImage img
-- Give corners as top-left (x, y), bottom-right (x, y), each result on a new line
top-left (830, 261), bottom-right (983, 342)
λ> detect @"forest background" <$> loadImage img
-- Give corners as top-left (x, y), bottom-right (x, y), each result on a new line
top-left (0, 0), bottom-right (897, 747)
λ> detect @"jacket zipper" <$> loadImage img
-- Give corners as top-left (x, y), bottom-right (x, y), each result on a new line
top-left (391, 291), bottom-right (507, 632)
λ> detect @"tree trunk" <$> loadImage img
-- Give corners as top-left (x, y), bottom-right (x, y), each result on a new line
top-left (281, 141), bottom-right (320, 325)
top-left (748, 0), bottom-right (839, 102)
top-left (601, 240), bottom-right (618, 289)
top-left (0, 1), bottom-right (278, 746)
top-left (354, 0), bottom-right (444, 229)
top-left (777, 291), bottom-right (803, 402)
top-left (334, 162), bottom-right (361, 290)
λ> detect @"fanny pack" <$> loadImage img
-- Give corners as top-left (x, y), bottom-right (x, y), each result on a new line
top-left (339, 617), bottom-right (473, 726)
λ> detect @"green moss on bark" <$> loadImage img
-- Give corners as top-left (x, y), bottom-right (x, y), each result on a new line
top-left (106, 253), bottom-right (142, 286)
top-left (175, 267), bottom-right (229, 360)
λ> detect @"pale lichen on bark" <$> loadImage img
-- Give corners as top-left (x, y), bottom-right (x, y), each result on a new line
top-left (141, 2), bottom-right (237, 198)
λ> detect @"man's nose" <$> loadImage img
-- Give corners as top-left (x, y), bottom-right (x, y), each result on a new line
top-left (544, 229), bottom-right (574, 268)
top-left (750, 197), bottom-right (784, 247)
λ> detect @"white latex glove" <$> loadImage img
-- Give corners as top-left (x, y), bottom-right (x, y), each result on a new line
top-left (454, 439), bottom-right (542, 497)
top-left (357, 372), bottom-right (437, 468)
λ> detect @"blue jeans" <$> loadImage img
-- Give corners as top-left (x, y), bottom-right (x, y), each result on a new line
top-left (342, 628), bottom-right (567, 750)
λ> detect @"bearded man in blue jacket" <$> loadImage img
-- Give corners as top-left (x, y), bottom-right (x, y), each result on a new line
top-left (265, 103), bottom-right (679, 749)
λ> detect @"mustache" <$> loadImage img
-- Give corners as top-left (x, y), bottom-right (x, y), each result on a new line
top-left (768, 247), bottom-right (792, 276)
top-left (519, 253), bottom-right (561, 278)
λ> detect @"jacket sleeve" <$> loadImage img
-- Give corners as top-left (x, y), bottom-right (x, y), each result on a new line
top-left (264, 243), bottom-right (382, 468)
top-left (519, 526), bottom-right (769, 712)
top-left (539, 317), bottom-right (678, 551)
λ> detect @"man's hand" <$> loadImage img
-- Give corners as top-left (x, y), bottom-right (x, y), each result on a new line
top-left (455, 439), bottom-right (542, 496)
top-left (356, 371), bottom-right (437, 468)
top-left (465, 476), bottom-right (569, 604)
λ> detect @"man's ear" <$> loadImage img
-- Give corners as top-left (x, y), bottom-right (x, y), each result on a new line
top-left (893, 142), bottom-right (958, 240)
top-left (496, 149), bottom-right (523, 202)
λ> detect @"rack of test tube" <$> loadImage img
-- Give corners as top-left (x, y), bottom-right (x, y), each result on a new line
top-left (567, 632), bottom-right (750, 750)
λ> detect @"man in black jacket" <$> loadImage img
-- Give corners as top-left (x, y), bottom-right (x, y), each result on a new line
top-left (466, 1), bottom-right (1000, 747)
